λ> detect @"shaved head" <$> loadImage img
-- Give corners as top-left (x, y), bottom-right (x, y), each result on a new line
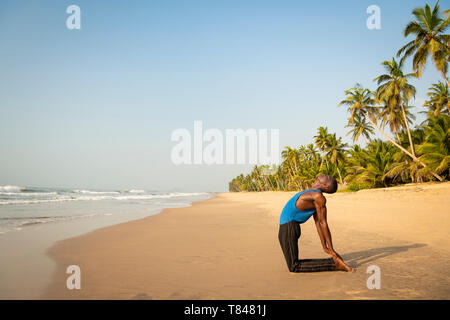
top-left (314, 175), bottom-right (338, 193)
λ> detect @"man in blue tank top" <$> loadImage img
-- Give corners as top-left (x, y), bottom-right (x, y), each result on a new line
top-left (278, 174), bottom-right (353, 272)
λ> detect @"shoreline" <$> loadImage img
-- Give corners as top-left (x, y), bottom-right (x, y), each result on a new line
top-left (43, 183), bottom-right (450, 299)
top-left (0, 194), bottom-right (212, 299)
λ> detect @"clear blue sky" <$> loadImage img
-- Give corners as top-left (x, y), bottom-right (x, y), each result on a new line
top-left (0, 0), bottom-right (445, 192)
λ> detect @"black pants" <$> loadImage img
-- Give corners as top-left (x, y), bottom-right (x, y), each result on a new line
top-left (278, 221), bottom-right (337, 272)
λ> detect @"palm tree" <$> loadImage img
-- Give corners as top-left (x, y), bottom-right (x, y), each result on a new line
top-left (251, 165), bottom-right (265, 191)
top-left (423, 81), bottom-right (450, 116)
top-left (418, 115), bottom-right (450, 178)
top-left (389, 116), bottom-right (449, 183)
top-left (229, 174), bottom-right (245, 192)
top-left (397, 1), bottom-right (450, 86)
top-left (339, 84), bottom-right (444, 181)
top-left (305, 143), bottom-right (319, 161)
top-left (313, 126), bottom-right (330, 170)
top-left (345, 145), bottom-right (368, 185)
top-left (387, 148), bottom-right (429, 183)
top-left (281, 146), bottom-right (300, 183)
top-left (353, 140), bottom-right (397, 188)
top-left (345, 113), bottom-right (375, 144)
top-left (324, 133), bottom-right (347, 184)
top-left (374, 58), bottom-right (418, 156)
top-left (338, 84), bottom-right (378, 123)
top-left (378, 103), bottom-right (416, 142)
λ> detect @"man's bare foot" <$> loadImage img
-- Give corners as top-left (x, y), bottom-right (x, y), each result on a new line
top-left (333, 256), bottom-right (352, 272)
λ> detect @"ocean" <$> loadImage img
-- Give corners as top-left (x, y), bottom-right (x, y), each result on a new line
top-left (0, 185), bottom-right (211, 234)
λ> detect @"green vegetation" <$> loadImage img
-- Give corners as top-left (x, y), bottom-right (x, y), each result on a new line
top-left (229, 1), bottom-right (449, 192)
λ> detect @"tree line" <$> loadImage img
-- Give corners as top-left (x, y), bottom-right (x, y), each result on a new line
top-left (229, 2), bottom-right (449, 192)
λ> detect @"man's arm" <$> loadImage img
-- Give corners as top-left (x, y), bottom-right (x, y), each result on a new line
top-left (312, 194), bottom-right (335, 254)
top-left (313, 193), bottom-right (352, 271)
top-left (313, 211), bottom-right (330, 254)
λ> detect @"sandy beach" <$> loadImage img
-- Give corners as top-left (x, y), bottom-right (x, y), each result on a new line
top-left (43, 183), bottom-right (450, 300)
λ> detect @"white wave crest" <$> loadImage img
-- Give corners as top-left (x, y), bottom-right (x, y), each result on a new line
top-left (0, 185), bottom-right (22, 192)
top-left (72, 190), bottom-right (120, 195)
top-left (0, 192), bottom-right (209, 205)
top-left (128, 189), bottom-right (145, 193)
top-left (0, 192), bottom-right (57, 196)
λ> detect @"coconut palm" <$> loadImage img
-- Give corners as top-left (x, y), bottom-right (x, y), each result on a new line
top-left (387, 149), bottom-right (428, 183)
top-left (397, 1), bottom-right (450, 86)
top-left (378, 103), bottom-right (416, 142)
top-left (305, 143), bottom-right (319, 161)
top-left (229, 174), bottom-right (245, 192)
top-left (374, 58), bottom-right (418, 156)
top-left (338, 84), bottom-right (378, 123)
top-left (417, 115), bottom-right (450, 178)
top-left (345, 113), bottom-right (375, 144)
top-left (339, 84), bottom-right (444, 181)
top-left (352, 140), bottom-right (397, 188)
top-left (344, 145), bottom-right (369, 185)
top-left (313, 126), bottom-right (330, 170)
top-left (423, 81), bottom-right (450, 116)
top-left (324, 133), bottom-right (347, 184)
top-left (281, 146), bottom-right (300, 183)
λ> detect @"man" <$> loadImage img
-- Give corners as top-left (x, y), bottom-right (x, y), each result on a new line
top-left (278, 174), bottom-right (353, 272)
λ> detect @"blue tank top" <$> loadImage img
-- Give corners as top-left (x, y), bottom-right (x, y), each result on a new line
top-left (279, 189), bottom-right (322, 224)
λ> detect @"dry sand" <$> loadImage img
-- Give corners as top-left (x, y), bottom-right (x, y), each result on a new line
top-left (44, 183), bottom-right (450, 299)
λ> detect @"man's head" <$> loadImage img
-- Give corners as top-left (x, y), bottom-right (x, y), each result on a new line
top-left (313, 175), bottom-right (338, 193)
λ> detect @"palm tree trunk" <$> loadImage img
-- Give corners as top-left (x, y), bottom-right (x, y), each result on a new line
top-left (336, 165), bottom-right (344, 184)
top-left (289, 165), bottom-right (295, 184)
top-left (293, 159), bottom-right (299, 175)
top-left (258, 179), bottom-right (263, 191)
top-left (319, 152), bottom-right (325, 170)
top-left (362, 135), bottom-right (369, 146)
top-left (365, 116), bottom-right (444, 181)
top-left (400, 103), bottom-right (416, 157)
top-left (440, 69), bottom-right (450, 88)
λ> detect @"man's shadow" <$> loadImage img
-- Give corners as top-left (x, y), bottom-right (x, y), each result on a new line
top-left (340, 243), bottom-right (427, 268)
